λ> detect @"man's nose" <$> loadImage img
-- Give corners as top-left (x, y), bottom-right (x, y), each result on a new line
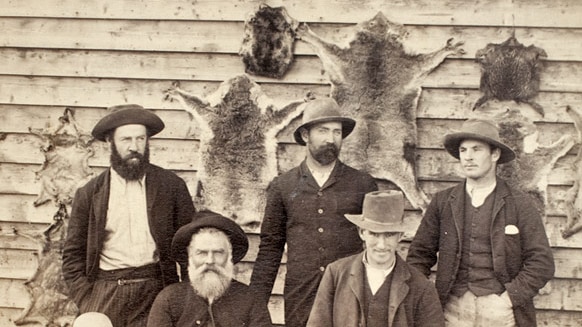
top-left (205, 252), bottom-right (215, 264)
top-left (128, 139), bottom-right (138, 151)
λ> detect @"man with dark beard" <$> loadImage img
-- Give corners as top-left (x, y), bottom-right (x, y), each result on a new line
top-left (250, 97), bottom-right (378, 327)
top-left (63, 104), bottom-right (195, 327)
top-left (148, 211), bottom-right (273, 327)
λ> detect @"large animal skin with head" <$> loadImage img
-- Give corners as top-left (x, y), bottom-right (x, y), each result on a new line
top-left (164, 75), bottom-right (307, 229)
top-left (296, 12), bottom-right (465, 211)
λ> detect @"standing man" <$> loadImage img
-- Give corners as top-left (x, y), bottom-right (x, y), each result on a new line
top-left (250, 97), bottom-right (378, 327)
top-left (63, 104), bottom-right (196, 327)
top-left (307, 191), bottom-right (444, 327)
top-left (407, 118), bottom-right (555, 327)
top-left (148, 211), bottom-right (273, 327)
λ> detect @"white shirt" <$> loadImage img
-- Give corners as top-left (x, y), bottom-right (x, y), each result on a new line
top-left (363, 252), bottom-right (395, 295)
top-left (466, 181), bottom-right (497, 207)
top-left (99, 169), bottom-right (158, 270)
top-left (307, 161), bottom-right (335, 187)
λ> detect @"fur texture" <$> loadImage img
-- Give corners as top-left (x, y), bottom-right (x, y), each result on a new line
top-left (562, 106), bottom-right (582, 238)
top-left (477, 108), bottom-right (575, 216)
top-left (15, 108), bottom-right (94, 326)
top-left (296, 12), bottom-right (465, 211)
top-left (474, 36), bottom-right (548, 116)
top-left (239, 4), bottom-right (299, 78)
top-left (164, 75), bottom-right (307, 229)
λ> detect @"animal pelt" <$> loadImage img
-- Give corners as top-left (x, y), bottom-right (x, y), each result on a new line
top-left (14, 108), bottom-right (94, 326)
top-left (296, 12), bottom-right (465, 211)
top-left (164, 75), bottom-right (307, 229)
top-left (562, 106), bottom-right (582, 238)
top-left (14, 205), bottom-right (77, 326)
top-left (29, 108), bottom-right (94, 207)
top-left (473, 35), bottom-right (548, 117)
top-left (239, 4), bottom-right (299, 79)
top-left (476, 108), bottom-right (575, 216)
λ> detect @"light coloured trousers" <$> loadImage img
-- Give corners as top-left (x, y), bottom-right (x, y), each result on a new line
top-left (444, 291), bottom-right (516, 327)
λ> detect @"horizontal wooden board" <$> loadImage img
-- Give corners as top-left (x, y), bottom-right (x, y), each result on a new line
top-left (536, 309), bottom-right (582, 327)
top-left (0, 76), bottom-right (328, 110)
top-left (1, 0), bottom-right (581, 28)
top-left (1, 49), bottom-right (581, 92)
top-left (2, 18), bottom-right (581, 62)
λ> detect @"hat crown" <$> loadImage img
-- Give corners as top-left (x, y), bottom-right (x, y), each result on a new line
top-left (360, 191), bottom-right (405, 229)
top-left (458, 119), bottom-right (502, 142)
top-left (300, 98), bottom-right (343, 125)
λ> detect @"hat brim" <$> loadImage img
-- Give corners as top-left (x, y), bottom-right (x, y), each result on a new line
top-left (172, 211), bottom-right (249, 264)
top-left (92, 107), bottom-right (165, 141)
top-left (444, 132), bottom-right (516, 164)
top-left (345, 214), bottom-right (407, 232)
top-left (293, 117), bottom-right (356, 145)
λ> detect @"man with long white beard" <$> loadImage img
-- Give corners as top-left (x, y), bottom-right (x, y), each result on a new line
top-left (63, 104), bottom-right (195, 327)
top-left (148, 211), bottom-right (273, 326)
top-left (251, 97), bottom-right (378, 327)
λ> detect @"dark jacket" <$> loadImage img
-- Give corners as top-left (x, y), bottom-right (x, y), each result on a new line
top-left (62, 164), bottom-right (195, 306)
top-left (307, 253), bottom-right (444, 327)
top-left (250, 160), bottom-right (377, 327)
top-left (147, 280), bottom-right (273, 327)
top-left (407, 179), bottom-right (555, 327)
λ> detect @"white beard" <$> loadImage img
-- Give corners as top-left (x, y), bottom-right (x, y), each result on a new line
top-left (188, 261), bottom-right (234, 304)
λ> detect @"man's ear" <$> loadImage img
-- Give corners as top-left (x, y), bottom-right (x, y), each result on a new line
top-left (492, 147), bottom-right (501, 163)
top-left (300, 127), bottom-right (309, 144)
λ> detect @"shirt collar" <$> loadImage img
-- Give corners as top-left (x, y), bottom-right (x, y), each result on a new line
top-left (110, 168), bottom-right (146, 186)
top-left (362, 251), bottom-right (395, 277)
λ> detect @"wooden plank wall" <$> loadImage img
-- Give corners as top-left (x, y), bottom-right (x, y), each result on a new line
top-left (1, 0), bottom-right (581, 325)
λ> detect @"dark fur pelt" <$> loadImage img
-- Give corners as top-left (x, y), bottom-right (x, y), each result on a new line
top-left (165, 75), bottom-right (306, 229)
top-left (239, 4), bottom-right (298, 79)
top-left (297, 12), bottom-right (465, 212)
top-left (474, 35), bottom-right (548, 116)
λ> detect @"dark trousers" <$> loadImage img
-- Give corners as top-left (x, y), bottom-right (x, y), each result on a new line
top-left (79, 264), bottom-right (164, 327)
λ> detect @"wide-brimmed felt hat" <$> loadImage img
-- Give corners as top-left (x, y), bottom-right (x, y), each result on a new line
top-left (345, 191), bottom-right (406, 232)
top-left (443, 118), bottom-right (516, 164)
top-left (293, 98), bottom-right (356, 145)
top-left (91, 104), bottom-right (165, 141)
top-left (172, 211), bottom-right (249, 264)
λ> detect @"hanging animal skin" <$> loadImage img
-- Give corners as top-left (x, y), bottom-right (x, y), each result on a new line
top-left (164, 75), bottom-right (307, 229)
top-left (239, 4), bottom-right (299, 78)
top-left (562, 105), bottom-right (582, 238)
top-left (485, 108), bottom-right (575, 217)
top-left (297, 12), bottom-right (465, 211)
top-left (15, 108), bottom-right (94, 326)
top-left (473, 36), bottom-right (548, 116)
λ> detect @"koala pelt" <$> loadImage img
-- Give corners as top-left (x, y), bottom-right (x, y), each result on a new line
top-left (165, 75), bottom-right (306, 229)
top-left (239, 4), bottom-right (299, 78)
top-left (562, 105), bottom-right (582, 238)
top-left (297, 12), bottom-right (465, 211)
top-left (474, 36), bottom-right (548, 117)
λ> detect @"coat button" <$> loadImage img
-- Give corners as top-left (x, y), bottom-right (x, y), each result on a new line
top-left (318, 208), bottom-right (323, 214)
top-left (195, 321), bottom-right (201, 325)
top-left (318, 227), bottom-right (324, 233)
top-left (319, 266), bottom-right (325, 272)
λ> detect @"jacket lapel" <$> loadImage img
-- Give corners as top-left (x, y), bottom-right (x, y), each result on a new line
top-left (348, 253), bottom-right (366, 317)
top-left (92, 169), bottom-right (111, 236)
top-left (388, 256), bottom-right (410, 326)
top-left (448, 182), bottom-right (466, 246)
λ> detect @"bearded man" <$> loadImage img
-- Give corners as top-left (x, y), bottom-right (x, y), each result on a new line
top-left (63, 104), bottom-right (195, 327)
top-left (250, 97), bottom-right (378, 327)
top-left (148, 211), bottom-right (273, 326)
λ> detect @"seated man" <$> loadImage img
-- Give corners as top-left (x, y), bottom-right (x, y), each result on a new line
top-left (307, 191), bottom-right (444, 327)
top-left (147, 211), bottom-right (273, 327)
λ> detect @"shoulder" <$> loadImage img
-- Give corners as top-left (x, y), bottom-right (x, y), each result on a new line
top-left (328, 253), bottom-right (360, 271)
top-left (77, 169), bottom-right (109, 194)
top-left (156, 282), bottom-right (190, 300)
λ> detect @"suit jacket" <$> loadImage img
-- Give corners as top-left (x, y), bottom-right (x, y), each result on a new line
top-left (307, 253), bottom-right (444, 327)
top-left (250, 160), bottom-right (377, 327)
top-left (147, 280), bottom-right (273, 327)
top-left (62, 164), bottom-right (195, 306)
top-left (407, 179), bottom-right (555, 327)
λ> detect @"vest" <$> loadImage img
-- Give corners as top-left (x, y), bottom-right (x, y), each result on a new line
top-left (364, 271), bottom-right (394, 327)
top-left (451, 191), bottom-right (504, 297)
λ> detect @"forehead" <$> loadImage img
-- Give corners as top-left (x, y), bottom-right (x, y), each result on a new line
top-left (189, 230), bottom-right (230, 250)
top-left (310, 121), bottom-right (343, 130)
top-left (459, 139), bottom-right (490, 148)
top-left (113, 124), bottom-right (147, 137)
